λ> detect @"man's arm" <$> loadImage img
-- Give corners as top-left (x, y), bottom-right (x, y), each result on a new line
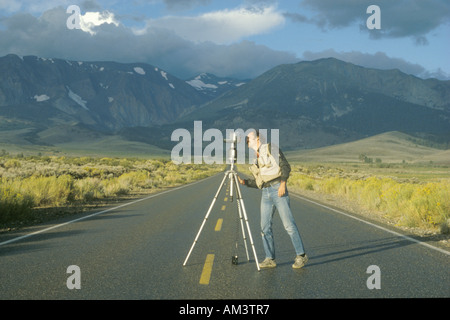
top-left (238, 175), bottom-right (258, 188)
top-left (278, 148), bottom-right (291, 182)
top-left (278, 148), bottom-right (290, 197)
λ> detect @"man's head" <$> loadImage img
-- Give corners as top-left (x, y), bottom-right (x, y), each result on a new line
top-left (246, 130), bottom-right (260, 151)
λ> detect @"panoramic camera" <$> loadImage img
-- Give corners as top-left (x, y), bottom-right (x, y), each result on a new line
top-left (223, 132), bottom-right (241, 165)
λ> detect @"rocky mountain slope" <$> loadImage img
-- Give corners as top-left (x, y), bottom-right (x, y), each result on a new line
top-left (179, 58), bottom-right (450, 150)
top-left (0, 54), bottom-right (207, 133)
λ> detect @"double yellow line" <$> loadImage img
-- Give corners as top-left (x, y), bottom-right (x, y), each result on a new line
top-left (199, 193), bottom-right (229, 285)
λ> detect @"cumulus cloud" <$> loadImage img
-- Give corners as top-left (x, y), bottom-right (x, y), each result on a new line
top-left (0, 6), bottom-right (296, 79)
top-left (1, 2), bottom-right (447, 80)
top-left (79, 10), bottom-right (119, 35)
top-left (140, 5), bottom-right (285, 44)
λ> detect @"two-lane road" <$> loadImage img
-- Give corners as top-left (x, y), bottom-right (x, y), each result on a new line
top-left (0, 171), bottom-right (449, 299)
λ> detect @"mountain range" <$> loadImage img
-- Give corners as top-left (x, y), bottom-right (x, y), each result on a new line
top-left (178, 58), bottom-right (450, 150)
top-left (0, 54), bottom-right (207, 130)
top-left (0, 54), bottom-right (449, 154)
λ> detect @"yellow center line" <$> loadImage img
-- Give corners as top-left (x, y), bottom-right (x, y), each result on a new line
top-left (215, 218), bottom-right (223, 231)
top-left (198, 194), bottom-right (228, 285)
top-left (199, 254), bottom-right (215, 285)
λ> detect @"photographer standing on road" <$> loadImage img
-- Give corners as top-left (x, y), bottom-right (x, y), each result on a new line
top-left (238, 130), bottom-right (308, 269)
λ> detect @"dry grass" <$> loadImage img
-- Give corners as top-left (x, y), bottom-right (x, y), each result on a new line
top-left (0, 155), bottom-right (224, 227)
top-left (288, 163), bottom-right (450, 234)
top-left (237, 162), bottom-right (450, 234)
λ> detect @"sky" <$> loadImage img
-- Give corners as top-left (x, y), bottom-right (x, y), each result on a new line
top-left (0, 0), bottom-right (449, 80)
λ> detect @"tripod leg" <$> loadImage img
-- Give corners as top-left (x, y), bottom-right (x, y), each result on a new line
top-left (233, 177), bottom-right (250, 261)
top-left (229, 170), bottom-right (234, 202)
top-left (183, 172), bottom-right (229, 266)
top-left (232, 173), bottom-right (261, 271)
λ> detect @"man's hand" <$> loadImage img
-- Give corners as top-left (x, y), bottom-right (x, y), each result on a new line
top-left (237, 176), bottom-right (245, 185)
top-left (278, 181), bottom-right (286, 197)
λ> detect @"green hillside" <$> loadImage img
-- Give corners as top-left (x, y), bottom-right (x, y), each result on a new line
top-left (0, 135), bottom-right (170, 159)
top-left (286, 131), bottom-right (449, 164)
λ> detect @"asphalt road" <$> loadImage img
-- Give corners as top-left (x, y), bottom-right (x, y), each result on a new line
top-left (0, 170), bottom-right (449, 300)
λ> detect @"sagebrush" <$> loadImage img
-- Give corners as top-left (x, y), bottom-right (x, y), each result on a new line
top-left (0, 155), bottom-right (223, 224)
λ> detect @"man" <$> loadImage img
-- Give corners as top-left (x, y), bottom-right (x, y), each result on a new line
top-left (238, 130), bottom-right (308, 269)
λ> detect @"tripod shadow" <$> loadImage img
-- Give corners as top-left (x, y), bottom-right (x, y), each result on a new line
top-left (305, 236), bottom-right (420, 267)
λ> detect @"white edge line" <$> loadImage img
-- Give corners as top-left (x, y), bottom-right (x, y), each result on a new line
top-left (0, 175), bottom-right (217, 247)
top-left (291, 193), bottom-right (450, 257)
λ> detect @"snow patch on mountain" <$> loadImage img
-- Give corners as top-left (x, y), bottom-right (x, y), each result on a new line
top-left (185, 73), bottom-right (249, 99)
top-left (186, 78), bottom-right (218, 90)
top-left (66, 86), bottom-right (89, 110)
top-left (134, 67), bottom-right (145, 75)
top-left (34, 94), bottom-right (50, 102)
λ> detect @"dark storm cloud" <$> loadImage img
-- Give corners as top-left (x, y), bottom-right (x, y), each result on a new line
top-left (79, 0), bottom-right (102, 11)
top-left (289, 0), bottom-right (450, 44)
top-left (162, 0), bottom-right (211, 11)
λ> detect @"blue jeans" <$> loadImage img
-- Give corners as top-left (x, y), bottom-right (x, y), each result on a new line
top-left (260, 182), bottom-right (305, 259)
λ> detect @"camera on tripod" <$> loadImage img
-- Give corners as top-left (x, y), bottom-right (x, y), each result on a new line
top-left (223, 132), bottom-right (240, 165)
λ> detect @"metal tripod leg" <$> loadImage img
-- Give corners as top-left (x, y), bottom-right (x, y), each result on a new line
top-left (182, 171), bottom-right (228, 267)
top-left (232, 172), bottom-right (260, 271)
top-left (231, 173), bottom-right (250, 261)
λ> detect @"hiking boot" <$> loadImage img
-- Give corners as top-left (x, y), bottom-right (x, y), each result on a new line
top-left (259, 258), bottom-right (276, 268)
top-left (292, 254), bottom-right (308, 269)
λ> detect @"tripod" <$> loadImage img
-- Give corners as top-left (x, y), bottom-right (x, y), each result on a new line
top-left (182, 162), bottom-right (260, 271)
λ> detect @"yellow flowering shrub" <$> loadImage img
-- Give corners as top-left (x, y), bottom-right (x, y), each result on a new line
top-left (289, 166), bottom-right (450, 231)
top-left (0, 155), bottom-right (224, 225)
